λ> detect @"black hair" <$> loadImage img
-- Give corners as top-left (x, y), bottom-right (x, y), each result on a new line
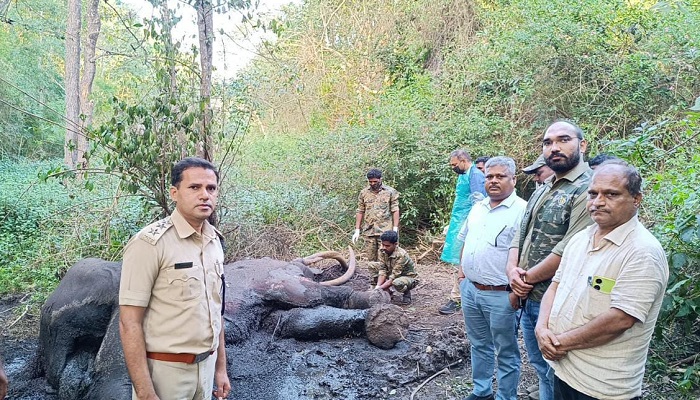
top-left (171, 157), bottom-right (220, 187)
top-left (594, 160), bottom-right (642, 197)
top-left (380, 230), bottom-right (398, 243)
top-left (588, 153), bottom-right (619, 168)
top-left (475, 156), bottom-right (490, 164)
top-left (366, 168), bottom-right (383, 179)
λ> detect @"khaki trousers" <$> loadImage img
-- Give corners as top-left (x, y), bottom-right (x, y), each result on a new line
top-left (132, 353), bottom-right (217, 400)
top-left (361, 235), bottom-right (381, 261)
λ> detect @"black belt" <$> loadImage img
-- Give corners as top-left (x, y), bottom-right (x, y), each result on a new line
top-left (471, 281), bottom-right (509, 291)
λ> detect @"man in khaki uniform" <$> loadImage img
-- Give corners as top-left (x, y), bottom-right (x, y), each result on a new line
top-left (369, 230), bottom-right (418, 305)
top-left (352, 168), bottom-right (400, 261)
top-left (119, 157), bottom-right (230, 400)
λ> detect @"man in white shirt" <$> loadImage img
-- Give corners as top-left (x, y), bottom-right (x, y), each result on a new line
top-left (536, 161), bottom-right (668, 400)
top-left (458, 156), bottom-right (527, 400)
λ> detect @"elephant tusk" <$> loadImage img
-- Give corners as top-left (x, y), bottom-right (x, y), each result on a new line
top-left (320, 247), bottom-right (355, 286)
top-left (293, 248), bottom-right (355, 286)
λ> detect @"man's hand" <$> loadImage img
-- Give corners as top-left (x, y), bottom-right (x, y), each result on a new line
top-left (508, 267), bottom-right (533, 297)
top-left (508, 292), bottom-right (522, 310)
top-left (213, 367), bottom-right (231, 399)
top-left (535, 325), bottom-right (567, 361)
top-left (351, 229), bottom-right (360, 244)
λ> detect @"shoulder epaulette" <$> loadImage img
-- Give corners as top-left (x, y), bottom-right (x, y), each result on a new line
top-left (138, 217), bottom-right (174, 245)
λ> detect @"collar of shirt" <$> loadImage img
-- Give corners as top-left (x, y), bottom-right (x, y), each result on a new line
top-left (550, 160), bottom-right (591, 186)
top-left (170, 208), bottom-right (215, 240)
top-left (586, 214), bottom-right (640, 247)
top-left (476, 190), bottom-right (520, 211)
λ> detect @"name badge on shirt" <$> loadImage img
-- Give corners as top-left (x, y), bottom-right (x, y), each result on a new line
top-left (174, 262), bottom-right (193, 269)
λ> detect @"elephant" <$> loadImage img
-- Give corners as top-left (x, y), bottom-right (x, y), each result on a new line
top-left (28, 248), bottom-right (409, 400)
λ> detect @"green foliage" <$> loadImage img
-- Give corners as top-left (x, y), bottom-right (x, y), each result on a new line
top-left (87, 95), bottom-right (201, 214)
top-left (0, 0), bottom-right (65, 158)
top-left (604, 103), bottom-right (700, 393)
top-left (234, 0), bottom-right (700, 394)
top-left (0, 159), bottom-right (146, 299)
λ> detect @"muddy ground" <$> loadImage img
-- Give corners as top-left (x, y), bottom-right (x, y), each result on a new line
top-left (1, 251), bottom-right (542, 400)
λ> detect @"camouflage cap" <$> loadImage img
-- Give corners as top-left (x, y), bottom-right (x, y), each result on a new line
top-left (523, 154), bottom-right (547, 174)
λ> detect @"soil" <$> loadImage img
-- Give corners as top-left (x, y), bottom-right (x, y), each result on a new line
top-left (0, 249), bottom-right (541, 400)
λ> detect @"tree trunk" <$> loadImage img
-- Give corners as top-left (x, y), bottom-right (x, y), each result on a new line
top-left (159, 0), bottom-right (178, 97)
top-left (159, 0), bottom-right (188, 159)
top-left (64, 0), bottom-right (81, 169)
top-left (196, 0), bottom-right (214, 162)
top-left (78, 0), bottom-right (101, 168)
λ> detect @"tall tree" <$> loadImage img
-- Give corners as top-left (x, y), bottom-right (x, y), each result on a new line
top-left (195, 0), bottom-right (214, 161)
top-left (64, 0), bottom-right (101, 170)
top-left (78, 0), bottom-right (101, 158)
top-left (64, 0), bottom-right (81, 168)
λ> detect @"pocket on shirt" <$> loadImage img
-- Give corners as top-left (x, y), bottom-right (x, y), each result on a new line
top-left (166, 265), bottom-right (204, 301)
top-left (578, 286), bottom-right (612, 322)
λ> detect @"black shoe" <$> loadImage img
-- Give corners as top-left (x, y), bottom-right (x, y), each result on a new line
top-left (438, 300), bottom-right (460, 315)
top-left (465, 393), bottom-right (494, 400)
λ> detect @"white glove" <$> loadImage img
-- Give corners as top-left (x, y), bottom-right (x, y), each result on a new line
top-left (352, 229), bottom-right (360, 244)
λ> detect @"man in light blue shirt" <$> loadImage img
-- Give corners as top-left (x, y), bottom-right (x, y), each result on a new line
top-left (457, 156), bottom-right (527, 400)
top-left (439, 149), bottom-right (487, 315)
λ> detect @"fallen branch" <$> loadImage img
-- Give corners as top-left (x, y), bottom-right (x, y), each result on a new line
top-left (410, 367), bottom-right (449, 400)
top-left (670, 353), bottom-right (700, 368)
top-left (7, 304), bottom-right (29, 330)
top-left (402, 358), bottom-right (464, 387)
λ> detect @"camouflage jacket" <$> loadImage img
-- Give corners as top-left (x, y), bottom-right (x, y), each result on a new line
top-left (356, 184), bottom-right (400, 236)
top-left (377, 246), bottom-right (417, 281)
top-left (514, 161), bottom-right (593, 301)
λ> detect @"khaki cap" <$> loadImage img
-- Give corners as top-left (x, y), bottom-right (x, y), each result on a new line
top-left (523, 154), bottom-right (547, 174)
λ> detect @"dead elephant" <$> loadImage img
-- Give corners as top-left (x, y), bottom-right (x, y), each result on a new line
top-left (30, 248), bottom-right (408, 400)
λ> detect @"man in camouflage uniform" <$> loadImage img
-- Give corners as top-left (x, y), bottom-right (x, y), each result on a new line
top-left (506, 121), bottom-right (593, 400)
top-left (352, 168), bottom-right (400, 261)
top-left (369, 230), bottom-right (418, 305)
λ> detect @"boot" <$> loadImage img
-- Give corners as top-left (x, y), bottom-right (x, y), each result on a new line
top-left (400, 290), bottom-right (412, 305)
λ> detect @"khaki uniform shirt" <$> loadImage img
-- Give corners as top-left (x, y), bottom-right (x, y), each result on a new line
top-left (377, 246), bottom-right (417, 281)
top-left (119, 209), bottom-right (225, 354)
top-left (510, 161), bottom-right (593, 301)
top-left (548, 216), bottom-right (668, 399)
top-left (357, 184), bottom-right (399, 237)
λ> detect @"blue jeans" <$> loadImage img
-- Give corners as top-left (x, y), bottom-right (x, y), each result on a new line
top-left (461, 280), bottom-right (520, 400)
top-left (521, 299), bottom-right (554, 400)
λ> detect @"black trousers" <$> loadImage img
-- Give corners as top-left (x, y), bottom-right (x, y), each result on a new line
top-left (554, 375), bottom-right (640, 400)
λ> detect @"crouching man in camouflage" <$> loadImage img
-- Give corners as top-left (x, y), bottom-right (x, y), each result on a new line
top-left (368, 230), bottom-right (418, 305)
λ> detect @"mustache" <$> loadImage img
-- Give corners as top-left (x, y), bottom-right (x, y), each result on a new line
top-left (548, 152), bottom-right (568, 160)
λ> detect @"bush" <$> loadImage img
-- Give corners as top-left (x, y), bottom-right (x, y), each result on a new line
top-left (0, 159), bottom-right (148, 300)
